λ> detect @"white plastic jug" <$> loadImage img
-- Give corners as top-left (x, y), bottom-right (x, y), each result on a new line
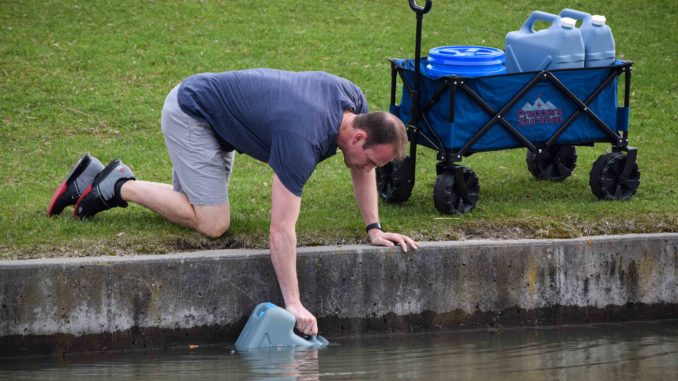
top-left (560, 8), bottom-right (616, 67)
top-left (235, 302), bottom-right (329, 351)
top-left (505, 11), bottom-right (585, 73)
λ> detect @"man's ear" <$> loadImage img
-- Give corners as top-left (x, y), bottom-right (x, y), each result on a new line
top-left (352, 129), bottom-right (367, 145)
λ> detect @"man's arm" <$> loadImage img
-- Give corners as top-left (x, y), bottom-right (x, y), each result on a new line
top-left (269, 174), bottom-right (318, 336)
top-left (350, 167), bottom-right (418, 252)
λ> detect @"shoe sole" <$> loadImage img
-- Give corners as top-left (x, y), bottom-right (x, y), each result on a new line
top-left (73, 159), bottom-right (121, 220)
top-left (47, 154), bottom-right (91, 217)
top-left (73, 184), bottom-right (94, 220)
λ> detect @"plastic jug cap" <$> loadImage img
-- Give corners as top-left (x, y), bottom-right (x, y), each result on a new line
top-left (560, 17), bottom-right (577, 28)
top-left (591, 15), bottom-right (607, 26)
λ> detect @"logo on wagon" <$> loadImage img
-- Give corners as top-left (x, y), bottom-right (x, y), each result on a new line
top-left (517, 96), bottom-right (563, 127)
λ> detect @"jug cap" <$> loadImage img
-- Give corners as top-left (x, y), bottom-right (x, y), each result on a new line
top-left (560, 17), bottom-right (577, 28)
top-left (591, 15), bottom-right (607, 26)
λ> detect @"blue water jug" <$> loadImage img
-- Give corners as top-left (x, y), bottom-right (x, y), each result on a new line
top-left (425, 46), bottom-right (506, 78)
top-left (235, 302), bottom-right (329, 351)
top-left (505, 11), bottom-right (585, 73)
top-left (560, 9), bottom-right (615, 68)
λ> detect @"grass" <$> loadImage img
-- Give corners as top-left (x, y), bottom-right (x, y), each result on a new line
top-left (1, 0), bottom-right (676, 259)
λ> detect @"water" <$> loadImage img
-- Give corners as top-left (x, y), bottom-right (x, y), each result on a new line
top-left (1, 320), bottom-right (676, 380)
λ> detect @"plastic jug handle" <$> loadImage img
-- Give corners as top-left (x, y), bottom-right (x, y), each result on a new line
top-left (559, 8), bottom-right (591, 23)
top-left (519, 11), bottom-right (561, 33)
top-left (305, 335), bottom-right (330, 347)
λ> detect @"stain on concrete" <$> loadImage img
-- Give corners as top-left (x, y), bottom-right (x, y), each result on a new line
top-left (527, 266), bottom-right (537, 295)
top-left (626, 260), bottom-right (640, 302)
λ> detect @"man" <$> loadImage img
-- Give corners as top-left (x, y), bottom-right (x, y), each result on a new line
top-left (48, 68), bottom-right (418, 336)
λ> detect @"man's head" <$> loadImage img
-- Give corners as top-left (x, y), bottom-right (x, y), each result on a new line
top-left (339, 111), bottom-right (408, 172)
top-left (353, 112), bottom-right (408, 161)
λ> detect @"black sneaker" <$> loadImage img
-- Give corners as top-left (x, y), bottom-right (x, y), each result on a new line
top-left (74, 159), bottom-right (136, 220)
top-left (48, 153), bottom-right (105, 216)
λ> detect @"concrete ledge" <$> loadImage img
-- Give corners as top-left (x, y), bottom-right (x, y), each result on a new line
top-left (2, 233), bottom-right (677, 357)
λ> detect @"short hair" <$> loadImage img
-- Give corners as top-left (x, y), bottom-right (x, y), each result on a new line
top-left (352, 112), bottom-right (408, 161)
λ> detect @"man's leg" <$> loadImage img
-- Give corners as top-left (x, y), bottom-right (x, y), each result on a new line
top-left (140, 83), bottom-right (235, 238)
top-left (120, 180), bottom-right (230, 238)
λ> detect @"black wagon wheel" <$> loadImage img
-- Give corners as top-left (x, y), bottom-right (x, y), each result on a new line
top-left (589, 152), bottom-right (640, 200)
top-left (377, 156), bottom-right (414, 203)
top-left (526, 145), bottom-right (577, 181)
top-left (433, 165), bottom-right (480, 214)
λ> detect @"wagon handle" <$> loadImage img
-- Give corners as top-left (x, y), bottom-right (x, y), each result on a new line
top-left (407, 0), bottom-right (431, 185)
top-left (409, 0), bottom-right (432, 14)
top-left (409, 0), bottom-right (432, 131)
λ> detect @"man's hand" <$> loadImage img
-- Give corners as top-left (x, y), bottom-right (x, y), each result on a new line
top-left (368, 229), bottom-right (418, 252)
top-left (349, 166), bottom-right (418, 253)
top-left (286, 303), bottom-right (318, 336)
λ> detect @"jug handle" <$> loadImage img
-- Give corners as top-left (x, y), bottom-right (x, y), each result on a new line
top-left (560, 8), bottom-right (591, 23)
top-left (305, 335), bottom-right (330, 347)
top-left (519, 11), bottom-right (561, 33)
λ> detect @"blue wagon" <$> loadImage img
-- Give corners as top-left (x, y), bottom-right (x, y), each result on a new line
top-left (377, 1), bottom-right (640, 214)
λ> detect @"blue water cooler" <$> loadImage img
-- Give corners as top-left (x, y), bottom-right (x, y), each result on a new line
top-left (425, 45), bottom-right (506, 78)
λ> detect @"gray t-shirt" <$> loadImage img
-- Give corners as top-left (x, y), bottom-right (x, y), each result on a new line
top-left (177, 69), bottom-right (368, 196)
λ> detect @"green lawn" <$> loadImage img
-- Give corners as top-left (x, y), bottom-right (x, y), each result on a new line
top-left (1, 0), bottom-right (676, 259)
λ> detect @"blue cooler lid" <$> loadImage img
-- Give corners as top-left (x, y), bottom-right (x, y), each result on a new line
top-left (426, 46), bottom-right (506, 78)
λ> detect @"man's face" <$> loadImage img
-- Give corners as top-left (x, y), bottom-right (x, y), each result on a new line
top-left (342, 141), bottom-right (395, 172)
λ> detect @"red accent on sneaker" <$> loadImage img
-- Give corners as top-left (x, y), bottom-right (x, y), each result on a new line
top-left (47, 181), bottom-right (67, 217)
top-left (73, 184), bottom-right (93, 219)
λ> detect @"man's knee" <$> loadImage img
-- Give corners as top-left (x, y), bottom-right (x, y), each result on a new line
top-left (194, 204), bottom-right (230, 238)
top-left (198, 218), bottom-right (230, 238)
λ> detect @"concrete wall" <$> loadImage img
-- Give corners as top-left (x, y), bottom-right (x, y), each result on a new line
top-left (1, 233), bottom-right (677, 357)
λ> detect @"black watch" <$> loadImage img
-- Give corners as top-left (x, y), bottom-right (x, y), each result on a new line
top-left (365, 222), bottom-right (382, 233)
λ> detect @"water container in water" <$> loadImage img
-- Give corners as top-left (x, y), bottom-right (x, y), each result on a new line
top-left (235, 302), bottom-right (329, 351)
top-left (560, 8), bottom-right (616, 67)
top-left (426, 46), bottom-right (506, 78)
top-left (505, 11), bottom-right (585, 73)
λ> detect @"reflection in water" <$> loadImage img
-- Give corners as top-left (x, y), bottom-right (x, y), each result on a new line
top-left (0, 320), bottom-right (676, 380)
top-left (240, 347), bottom-right (321, 381)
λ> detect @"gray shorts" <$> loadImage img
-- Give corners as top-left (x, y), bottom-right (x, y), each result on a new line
top-left (161, 85), bottom-right (235, 205)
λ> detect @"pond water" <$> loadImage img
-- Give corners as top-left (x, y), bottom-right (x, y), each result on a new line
top-left (1, 320), bottom-right (676, 380)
